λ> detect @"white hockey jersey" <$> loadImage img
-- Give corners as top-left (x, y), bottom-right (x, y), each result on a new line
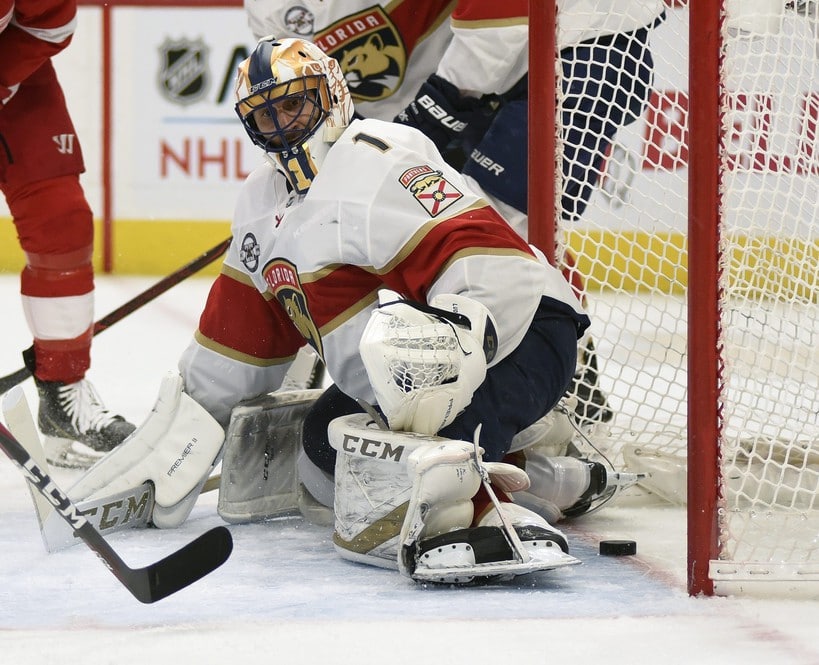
top-left (243, 0), bottom-right (529, 118)
top-left (179, 119), bottom-right (587, 424)
top-left (243, 1), bottom-right (665, 119)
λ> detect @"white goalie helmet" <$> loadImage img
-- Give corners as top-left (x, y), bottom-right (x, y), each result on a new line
top-left (234, 36), bottom-right (354, 194)
top-left (359, 290), bottom-right (498, 435)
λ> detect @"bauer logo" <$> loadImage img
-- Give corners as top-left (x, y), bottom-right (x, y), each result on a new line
top-left (158, 38), bottom-right (211, 106)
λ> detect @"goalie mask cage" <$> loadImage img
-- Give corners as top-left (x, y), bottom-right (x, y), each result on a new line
top-left (531, 1), bottom-right (819, 597)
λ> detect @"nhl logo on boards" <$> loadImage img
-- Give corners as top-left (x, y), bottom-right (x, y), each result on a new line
top-left (400, 165), bottom-right (463, 218)
top-left (158, 38), bottom-right (210, 106)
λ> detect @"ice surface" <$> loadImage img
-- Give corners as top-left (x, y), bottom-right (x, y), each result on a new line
top-left (1, 274), bottom-right (818, 665)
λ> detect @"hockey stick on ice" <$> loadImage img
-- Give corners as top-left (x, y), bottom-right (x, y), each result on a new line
top-left (0, 237), bottom-right (232, 394)
top-left (0, 415), bottom-right (233, 603)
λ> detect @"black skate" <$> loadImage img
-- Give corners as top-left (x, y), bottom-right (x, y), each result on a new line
top-left (562, 460), bottom-right (645, 518)
top-left (35, 378), bottom-right (136, 469)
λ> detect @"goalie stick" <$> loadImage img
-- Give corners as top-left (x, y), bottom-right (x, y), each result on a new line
top-left (0, 237), bottom-right (232, 394)
top-left (0, 410), bottom-right (233, 603)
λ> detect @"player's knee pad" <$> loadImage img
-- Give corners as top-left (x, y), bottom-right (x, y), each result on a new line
top-left (508, 408), bottom-right (575, 456)
top-left (462, 100), bottom-right (528, 214)
top-left (328, 412), bottom-right (478, 570)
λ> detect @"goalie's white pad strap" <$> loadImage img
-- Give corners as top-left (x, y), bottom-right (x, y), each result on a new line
top-left (68, 372), bottom-right (224, 525)
top-left (483, 461), bottom-right (531, 493)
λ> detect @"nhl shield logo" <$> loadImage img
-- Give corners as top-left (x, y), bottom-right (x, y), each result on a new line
top-left (158, 38), bottom-right (210, 105)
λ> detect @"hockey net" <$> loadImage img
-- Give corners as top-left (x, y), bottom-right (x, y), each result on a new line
top-left (539, 1), bottom-right (819, 595)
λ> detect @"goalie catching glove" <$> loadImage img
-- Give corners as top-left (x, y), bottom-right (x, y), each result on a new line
top-left (359, 290), bottom-right (498, 435)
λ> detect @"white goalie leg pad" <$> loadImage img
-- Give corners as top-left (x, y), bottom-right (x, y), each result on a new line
top-left (216, 389), bottom-right (323, 523)
top-left (67, 371), bottom-right (224, 528)
top-left (514, 449), bottom-right (593, 523)
top-left (328, 413), bottom-right (471, 569)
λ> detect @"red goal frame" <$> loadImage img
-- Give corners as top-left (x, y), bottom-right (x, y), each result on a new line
top-left (529, 0), bottom-right (722, 596)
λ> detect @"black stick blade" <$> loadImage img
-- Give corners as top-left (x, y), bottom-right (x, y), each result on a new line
top-left (127, 526), bottom-right (234, 604)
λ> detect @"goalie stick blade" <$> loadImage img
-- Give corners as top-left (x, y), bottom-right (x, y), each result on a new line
top-left (0, 419), bottom-right (233, 604)
top-left (102, 525), bottom-right (234, 604)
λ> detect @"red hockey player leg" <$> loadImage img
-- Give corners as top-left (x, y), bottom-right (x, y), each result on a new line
top-left (6, 174), bottom-right (135, 467)
top-left (10, 174), bottom-right (94, 383)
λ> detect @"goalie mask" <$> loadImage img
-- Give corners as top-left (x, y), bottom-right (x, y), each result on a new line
top-left (234, 36), bottom-right (354, 194)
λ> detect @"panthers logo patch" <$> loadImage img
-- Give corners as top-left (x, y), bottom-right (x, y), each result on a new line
top-left (314, 7), bottom-right (406, 103)
top-left (400, 165), bottom-right (463, 217)
top-left (263, 258), bottom-right (324, 357)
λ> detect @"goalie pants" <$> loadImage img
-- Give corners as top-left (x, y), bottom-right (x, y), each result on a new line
top-left (0, 61), bottom-right (95, 382)
top-left (303, 296), bottom-right (589, 474)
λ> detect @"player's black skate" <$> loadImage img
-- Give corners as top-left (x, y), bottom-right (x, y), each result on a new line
top-left (35, 377), bottom-right (136, 469)
top-left (562, 460), bottom-right (644, 518)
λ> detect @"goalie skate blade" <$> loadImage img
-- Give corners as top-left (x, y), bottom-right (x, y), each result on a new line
top-left (412, 541), bottom-right (580, 584)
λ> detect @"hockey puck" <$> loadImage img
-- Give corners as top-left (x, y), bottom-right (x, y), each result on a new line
top-left (599, 539), bottom-right (637, 556)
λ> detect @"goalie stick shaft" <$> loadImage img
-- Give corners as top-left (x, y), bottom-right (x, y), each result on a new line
top-left (0, 421), bottom-right (233, 603)
top-left (0, 237), bottom-right (232, 394)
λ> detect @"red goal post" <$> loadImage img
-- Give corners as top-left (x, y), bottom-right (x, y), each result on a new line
top-left (532, 1), bottom-right (819, 597)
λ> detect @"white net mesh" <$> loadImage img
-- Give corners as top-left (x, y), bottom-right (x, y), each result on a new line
top-left (552, 1), bottom-right (819, 590)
